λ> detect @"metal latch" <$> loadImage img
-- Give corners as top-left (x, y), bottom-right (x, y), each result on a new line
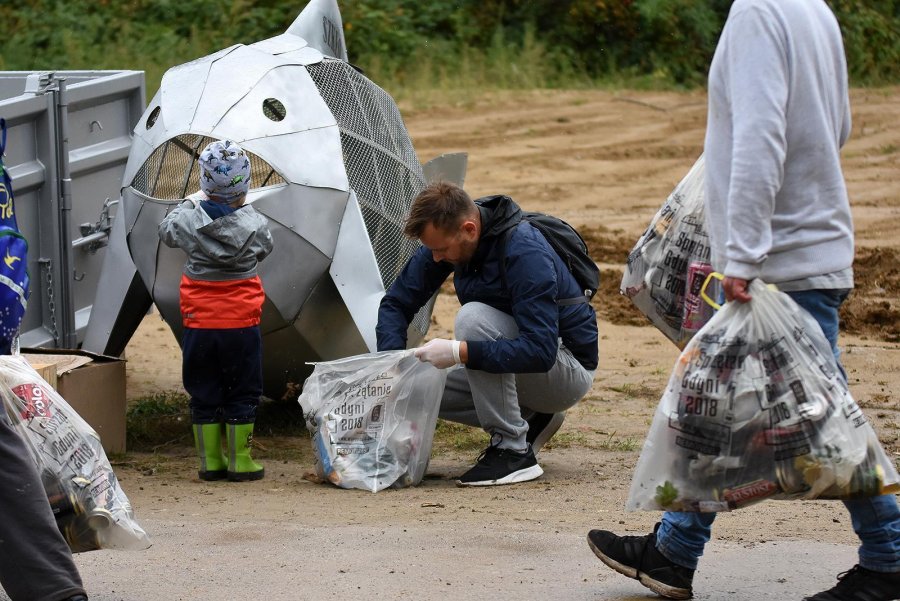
top-left (23, 72), bottom-right (56, 94)
top-left (72, 197), bottom-right (118, 254)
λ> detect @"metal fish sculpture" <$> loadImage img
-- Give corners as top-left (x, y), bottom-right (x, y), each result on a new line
top-left (82, 0), bottom-right (466, 398)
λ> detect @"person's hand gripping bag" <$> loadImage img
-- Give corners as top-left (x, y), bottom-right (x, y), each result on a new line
top-left (626, 280), bottom-right (900, 513)
top-left (621, 155), bottom-right (720, 348)
top-left (298, 350), bottom-right (447, 492)
top-left (0, 355), bottom-right (151, 552)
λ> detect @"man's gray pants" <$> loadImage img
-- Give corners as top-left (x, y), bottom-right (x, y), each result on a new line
top-left (0, 412), bottom-right (85, 601)
top-left (440, 302), bottom-right (595, 452)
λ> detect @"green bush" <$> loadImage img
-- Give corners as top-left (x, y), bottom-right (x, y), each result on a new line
top-left (1, 1), bottom-right (896, 101)
top-left (828, 0), bottom-right (900, 84)
top-left (635, 0), bottom-right (729, 86)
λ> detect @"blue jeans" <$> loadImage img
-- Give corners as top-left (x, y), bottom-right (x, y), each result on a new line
top-left (656, 289), bottom-right (900, 572)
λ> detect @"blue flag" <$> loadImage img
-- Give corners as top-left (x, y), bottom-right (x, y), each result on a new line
top-left (0, 118), bottom-right (30, 353)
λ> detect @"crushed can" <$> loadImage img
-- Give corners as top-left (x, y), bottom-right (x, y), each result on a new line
top-left (40, 471), bottom-right (103, 553)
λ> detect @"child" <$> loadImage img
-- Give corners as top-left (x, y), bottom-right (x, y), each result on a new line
top-left (159, 140), bottom-right (273, 482)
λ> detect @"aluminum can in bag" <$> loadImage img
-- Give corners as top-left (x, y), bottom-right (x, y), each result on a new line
top-left (40, 471), bottom-right (102, 552)
top-left (682, 262), bottom-right (714, 333)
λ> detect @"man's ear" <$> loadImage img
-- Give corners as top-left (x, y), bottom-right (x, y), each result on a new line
top-left (460, 219), bottom-right (478, 238)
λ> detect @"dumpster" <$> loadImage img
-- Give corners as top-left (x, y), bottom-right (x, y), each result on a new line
top-left (0, 70), bottom-right (145, 349)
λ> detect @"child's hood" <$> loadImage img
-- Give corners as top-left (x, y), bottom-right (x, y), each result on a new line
top-left (196, 206), bottom-right (261, 255)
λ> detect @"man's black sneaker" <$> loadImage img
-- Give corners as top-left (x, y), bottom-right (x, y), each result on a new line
top-left (456, 442), bottom-right (543, 486)
top-left (525, 411), bottom-right (565, 453)
top-left (587, 524), bottom-right (694, 600)
top-left (803, 565), bottom-right (900, 601)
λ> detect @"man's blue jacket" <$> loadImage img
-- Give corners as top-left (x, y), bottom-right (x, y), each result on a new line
top-left (376, 195), bottom-right (599, 374)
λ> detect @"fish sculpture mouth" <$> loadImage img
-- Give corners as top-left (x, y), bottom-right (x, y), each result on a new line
top-left (129, 133), bottom-right (288, 202)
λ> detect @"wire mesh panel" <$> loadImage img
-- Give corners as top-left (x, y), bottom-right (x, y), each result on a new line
top-left (305, 59), bottom-right (426, 293)
top-left (130, 134), bottom-right (286, 199)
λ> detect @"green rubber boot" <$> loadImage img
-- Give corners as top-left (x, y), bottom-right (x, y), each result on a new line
top-left (226, 422), bottom-right (264, 482)
top-left (192, 423), bottom-right (227, 481)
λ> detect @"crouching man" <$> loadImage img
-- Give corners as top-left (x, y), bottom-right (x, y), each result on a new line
top-left (376, 182), bottom-right (598, 486)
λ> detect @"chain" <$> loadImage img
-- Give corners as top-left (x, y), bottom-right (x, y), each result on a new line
top-left (39, 258), bottom-right (59, 343)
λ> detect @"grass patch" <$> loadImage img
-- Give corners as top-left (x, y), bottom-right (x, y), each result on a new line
top-left (126, 392), bottom-right (308, 452)
top-left (608, 382), bottom-right (662, 401)
top-left (124, 393), bottom-right (637, 460)
top-left (250, 435), bottom-right (314, 465)
top-left (544, 430), bottom-right (589, 449)
top-left (431, 419), bottom-right (489, 456)
top-left (110, 451), bottom-right (189, 477)
top-left (126, 391), bottom-right (191, 451)
top-left (546, 430), bottom-right (640, 452)
top-left (596, 432), bottom-right (641, 452)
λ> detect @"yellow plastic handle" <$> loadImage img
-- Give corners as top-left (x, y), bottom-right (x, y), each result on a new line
top-left (700, 274), bottom-right (780, 310)
top-left (700, 271), bottom-right (724, 310)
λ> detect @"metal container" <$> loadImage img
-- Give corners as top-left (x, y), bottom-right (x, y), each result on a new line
top-left (0, 71), bottom-right (145, 349)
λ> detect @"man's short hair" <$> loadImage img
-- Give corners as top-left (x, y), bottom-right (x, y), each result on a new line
top-left (403, 181), bottom-right (475, 239)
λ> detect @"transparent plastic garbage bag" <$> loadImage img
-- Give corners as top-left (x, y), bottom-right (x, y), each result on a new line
top-left (621, 155), bottom-right (719, 348)
top-left (298, 350), bottom-right (447, 493)
top-left (626, 280), bottom-right (900, 512)
top-left (0, 355), bottom-right (151, 552)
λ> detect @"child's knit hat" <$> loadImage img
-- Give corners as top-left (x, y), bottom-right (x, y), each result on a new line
top-left (198, 140), bottom-right (251, 203)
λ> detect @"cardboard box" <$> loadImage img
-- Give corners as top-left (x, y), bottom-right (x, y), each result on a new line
top-left (28, 362), bottom-right (59, 390)
top-left (22, 349), bottom-right (127, 454)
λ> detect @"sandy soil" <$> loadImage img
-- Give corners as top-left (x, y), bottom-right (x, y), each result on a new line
top-left (102, 87), bottom-right (900, 600)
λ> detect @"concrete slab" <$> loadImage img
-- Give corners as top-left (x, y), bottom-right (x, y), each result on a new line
top-left (47, 522), bottom-right (856, 600)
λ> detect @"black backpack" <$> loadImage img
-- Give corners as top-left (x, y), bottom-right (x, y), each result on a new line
top-left (500, 211), bottom-right (600, 306)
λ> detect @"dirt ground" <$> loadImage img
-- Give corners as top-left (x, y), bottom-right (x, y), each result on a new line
top-left (98, 87), bottom-right (900, 600)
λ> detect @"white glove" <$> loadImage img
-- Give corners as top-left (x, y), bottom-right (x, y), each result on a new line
top-left (414, 339), bottom-right (461, 369)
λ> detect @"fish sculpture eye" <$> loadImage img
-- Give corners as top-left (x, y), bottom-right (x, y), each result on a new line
top-left (145, 106), bottom-right (160, 130)
top-left (262, 98), bottom-right (286, 122)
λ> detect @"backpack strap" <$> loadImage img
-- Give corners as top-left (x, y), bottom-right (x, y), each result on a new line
top-left (499, 222), bottom-right (588, 306)
top-left (0, 118), bottom-right (6, 156)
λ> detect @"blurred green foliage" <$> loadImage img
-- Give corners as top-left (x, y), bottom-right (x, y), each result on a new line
top-left (1, 0), bottom-right (897, 98)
